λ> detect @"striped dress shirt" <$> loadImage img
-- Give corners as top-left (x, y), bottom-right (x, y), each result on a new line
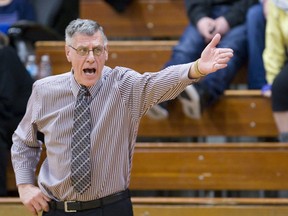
top-left (11, 63), bottom-right (194, 201)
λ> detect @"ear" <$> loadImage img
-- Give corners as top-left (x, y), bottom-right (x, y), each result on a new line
top-left (104, 46), bottom-right (108, 61)
top-left (65, 45), bottom-right (71, 62)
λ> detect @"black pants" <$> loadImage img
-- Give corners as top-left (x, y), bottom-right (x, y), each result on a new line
top-left (0, 146), bottom-right (8, 196)
top-left (272, 62), bottom-right (288, 111)
top-left (42, 197), bottom-right (133, 216)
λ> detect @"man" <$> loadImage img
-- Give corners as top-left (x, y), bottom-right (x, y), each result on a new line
top-left (0, 44), bottom-right (33, 196)
top-left (11, 18), bottom-right (233, 216)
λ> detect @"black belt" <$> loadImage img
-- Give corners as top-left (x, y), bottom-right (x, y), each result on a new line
top-left (49, 189), bottom-right (130, 212)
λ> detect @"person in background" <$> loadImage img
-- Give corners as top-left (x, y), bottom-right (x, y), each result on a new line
top-left (0, 39), bottom-right (33, 196)
top-left (246, 0), bottom-right (268, 89)
top-left (147, 0), bottom-right (257, 120)
top-left (104, 0), bottom-right (133, 13)
top-left (262, 0), bottom-right (288, 143)
top-left (0, 0), bottom-right (36, 34)
top-left (11, 18), bottom-right (233, 216)
top-left (30, 0), bottom-right (79, 38)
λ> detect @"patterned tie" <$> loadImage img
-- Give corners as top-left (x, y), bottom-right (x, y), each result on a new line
top-left (71, 86), bottom-right (91, 194)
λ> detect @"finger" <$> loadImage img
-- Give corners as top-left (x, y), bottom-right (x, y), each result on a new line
top-left (39, 197), bottom-right (50, 212)
top-left (207, 33), bottom-right (221, 49)
top-left (32, 200), bottom-right (43, 213)
top-left (214, 63), bottom-right (228, 70)
top-left (43, 194), bottom-right (51, 202)
top-left (218, 48), bottom-right (234, 54)
top-left (217, 56), bottom-right (233, 64)
top-left (217, 52), bottom-right (234, 61)
top-left (26, 204), bottom-right (38, 216)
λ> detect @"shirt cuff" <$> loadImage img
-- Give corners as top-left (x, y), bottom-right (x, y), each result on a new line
top-left (15, 168), bottom-right (36, 186)
top-left (179, 62), bottom-right (200, 83)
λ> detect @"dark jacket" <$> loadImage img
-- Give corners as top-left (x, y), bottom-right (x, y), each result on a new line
top-left (0, 46), bottom-right (33, 148)
top-left (185, 0), bottom-right (258, 28)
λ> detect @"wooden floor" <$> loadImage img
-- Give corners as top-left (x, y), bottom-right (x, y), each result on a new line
top-left (2, 197), bottom-right (288, 216)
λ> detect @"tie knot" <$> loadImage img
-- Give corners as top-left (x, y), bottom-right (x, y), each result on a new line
top-left (78, 86), bottom-right (90, 98)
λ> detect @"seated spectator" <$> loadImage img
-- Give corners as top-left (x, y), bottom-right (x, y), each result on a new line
top-left (147, 0), bottom-right (258, 120)
top-left (0, 0), bottom-right (36, 34)
top-left (246, 0), bottom-right (268, 89)
top-left (262, 0), bottom-right (288, 143)
top-left (30, 0), bottom-right (79, 38)
top-left (0, 44), bottom-right (33, 196)
top-left (104, 0), bottom-right (133, 13)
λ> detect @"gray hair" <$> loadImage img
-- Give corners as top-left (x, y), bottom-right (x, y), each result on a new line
top-left (65, 19), bottom-right (108, 46)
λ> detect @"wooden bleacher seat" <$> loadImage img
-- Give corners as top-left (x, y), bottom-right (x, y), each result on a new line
top-left (117, 142), bottom-right (288, 216)
top-left (130, 143), bottom-right (288, 191)
top-left (80, 0), bottom-right (189, 39)
top-left (8, 142), bottom-right (284, 193)
top-left (139, 90), bottom-right (277, 138)
top-left (4, 143), bottom-right (288, 216)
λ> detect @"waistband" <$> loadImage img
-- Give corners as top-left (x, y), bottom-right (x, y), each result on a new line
top-left (49, 189), bottom-right (130, 212)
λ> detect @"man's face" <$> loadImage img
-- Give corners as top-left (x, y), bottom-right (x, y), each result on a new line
top-left (65, 31), bottom-right (108, 87)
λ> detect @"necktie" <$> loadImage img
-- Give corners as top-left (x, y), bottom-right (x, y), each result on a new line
top-left (71, 86), bottom-right (91, 194)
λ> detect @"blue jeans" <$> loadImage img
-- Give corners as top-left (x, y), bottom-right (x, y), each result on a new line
top-left (165, 5), bottom-right (247, 106)
top-left (246, 3), bottom-right (266, 89)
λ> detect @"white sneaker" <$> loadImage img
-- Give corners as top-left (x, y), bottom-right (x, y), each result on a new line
top-left (178, 85), bottom-right (201, 119)
top-left (146, 104), bottom-right (168, 120)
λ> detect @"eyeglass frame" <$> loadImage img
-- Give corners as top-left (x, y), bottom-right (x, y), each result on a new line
top-left (68, 45), bottom-right (106, 57)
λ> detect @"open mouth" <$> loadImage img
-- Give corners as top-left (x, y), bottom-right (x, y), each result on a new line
top-left (83, 68), bottom-right (96, 74)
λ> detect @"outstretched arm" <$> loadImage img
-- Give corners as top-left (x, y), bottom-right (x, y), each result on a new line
top-left (188, 33), bottom-right (233, 79)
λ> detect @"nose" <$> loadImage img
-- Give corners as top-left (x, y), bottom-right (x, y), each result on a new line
top-left (86, 50), bottom-right (95, 62)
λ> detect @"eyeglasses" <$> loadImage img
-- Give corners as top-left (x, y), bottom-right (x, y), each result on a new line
top-left (69, 45), bottom-right (105, 57)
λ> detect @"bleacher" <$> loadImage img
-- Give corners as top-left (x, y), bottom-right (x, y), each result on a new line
top-left (4, 143), bottom-right (288, 215)
top-left (4, 1), bottom-right (285, 215)
top-left (80, 0), bottom-right (189, 39)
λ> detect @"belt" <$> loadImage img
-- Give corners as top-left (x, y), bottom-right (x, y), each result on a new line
top-left (49, 189), bottom-right (130, 212)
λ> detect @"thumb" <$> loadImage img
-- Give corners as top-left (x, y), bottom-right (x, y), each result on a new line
top-left (207, 33), bottom-right (221, 49)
